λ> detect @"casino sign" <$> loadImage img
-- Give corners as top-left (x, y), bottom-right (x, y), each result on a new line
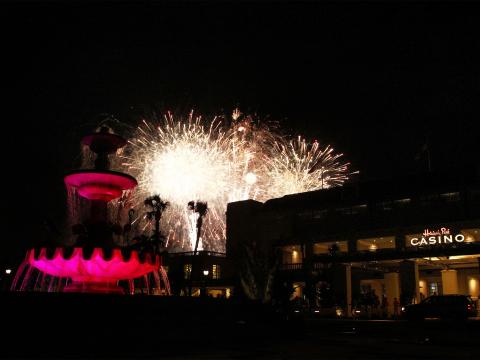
top-left (410, 227), bottom-right (465, 247)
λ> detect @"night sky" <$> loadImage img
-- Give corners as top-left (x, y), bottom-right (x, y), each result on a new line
top-left (1, 1), bottom-right (480, 265)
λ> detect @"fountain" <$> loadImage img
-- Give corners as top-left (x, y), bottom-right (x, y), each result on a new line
top-left (11, 127), bottom-right (170, 294)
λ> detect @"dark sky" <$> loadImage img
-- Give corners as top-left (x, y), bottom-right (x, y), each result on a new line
top-left (1, 1), bottom-right (480, 265)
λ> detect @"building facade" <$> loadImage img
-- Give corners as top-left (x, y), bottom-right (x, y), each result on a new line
top-left (165, 250), bottom-right (232, 298)
top-left (226, 170), bottom-right (480, 316)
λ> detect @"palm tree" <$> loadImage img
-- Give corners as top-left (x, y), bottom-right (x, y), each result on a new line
top-left (187, 201), bottom-right (208, 296)
top-left (188, 201), bottom-right (208, 256)
top-left (144, 195), bottom-right (170, 253)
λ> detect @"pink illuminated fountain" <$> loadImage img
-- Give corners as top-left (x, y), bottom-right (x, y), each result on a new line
top-left (11, 127), bottom-right (170, 294)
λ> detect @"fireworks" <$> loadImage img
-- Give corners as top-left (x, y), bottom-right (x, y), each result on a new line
top-left (266, 136), bottom-right (350, 198)
top-left (120, 110), bottom-right (354, 252)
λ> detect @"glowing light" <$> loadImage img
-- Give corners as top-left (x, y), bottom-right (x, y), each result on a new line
top-left (29, 248), bottom-right (159, 282)
top-left (245, 172), bottom-right (257, 185)
top-left (465, 235), bottom-right (475, 243)
top-left (64, 171), bottom-right (137, 201)
top-left (121, 110), bottom-right (353, 252)
top-left (5, 269), bottom-right (12, 275)
top-left (468, 277), bottom-right (479, 298)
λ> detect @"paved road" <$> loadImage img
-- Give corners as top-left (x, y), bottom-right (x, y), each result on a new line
top-left (67, 318), bottom-right (477, 360)
top-left (160, 318), bottom-right (479, 360)
top-left (3, 318), bottom-right (479, 359)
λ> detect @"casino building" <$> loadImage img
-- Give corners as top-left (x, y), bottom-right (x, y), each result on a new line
top-left (226, 169), bottom-right (480, 316)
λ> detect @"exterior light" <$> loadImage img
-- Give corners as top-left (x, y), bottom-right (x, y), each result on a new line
top-left (465, 236), bottom-right (475, 243)
top-left (5, 269), bottom-right (12, 275)
top-left (203, 270), bottom-right (209, 276)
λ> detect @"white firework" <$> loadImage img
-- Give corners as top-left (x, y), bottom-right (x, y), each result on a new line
top-left (121, 110), bottom-right (353, 252)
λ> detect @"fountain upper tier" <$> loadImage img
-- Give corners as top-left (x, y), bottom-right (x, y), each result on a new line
top-left (65, 170), bottom-right (137, 201)
top-left (64, 128), bottom-right (137, 202)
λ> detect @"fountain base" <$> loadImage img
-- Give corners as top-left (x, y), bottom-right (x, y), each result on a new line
top-left (63, 281), bottom-right (124, 294)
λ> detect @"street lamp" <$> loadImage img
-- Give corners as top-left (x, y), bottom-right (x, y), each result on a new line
top-left (202, 270), bottom-right (209, 297)
top-left (2, 269), bottom-right (12, 292)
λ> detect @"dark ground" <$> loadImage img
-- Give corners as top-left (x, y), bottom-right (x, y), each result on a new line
top-left (1, 293), bottom-right (479, 359)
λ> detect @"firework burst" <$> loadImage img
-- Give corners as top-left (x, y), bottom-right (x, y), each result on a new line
top-left (266, 136), bottom-right (350, 198)
top-left (120, 110), bottom-right (354, 252)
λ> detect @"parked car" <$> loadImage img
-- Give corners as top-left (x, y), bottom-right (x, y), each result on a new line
top-left (402, 295), bottom-right (477, 321)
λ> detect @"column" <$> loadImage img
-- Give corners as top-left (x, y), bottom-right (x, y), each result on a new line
top-left (400, 260), bottom-right (420, 304)
top-left (346, 264), bottom-right (352, 317)
top-left (467, 277), bottom-right (479, 299)
top-left (419, 280), bottom-right (428, 300)
top-left (303, 242), bottom-right (315, 305)
top-left (441, 269), bottom-right (458, 294)
top-left (332, 264), bottom-right (352, 316)
top-left (384, 272), bottom-right (400, 316)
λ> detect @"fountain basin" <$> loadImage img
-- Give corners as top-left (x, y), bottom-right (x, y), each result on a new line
top-left (28, 248), bottom-right (159, 282)
top-left (64, 170), bottom-right (137, 201)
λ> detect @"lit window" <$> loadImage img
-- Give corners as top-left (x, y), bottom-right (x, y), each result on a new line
top-left (282, 245), bottom-right (302, 264)
top-left (212, 264), bottom-right (221, 279)
top-left (356, 236), bottom-right (395, 251)
top-left (394, 198), bottom-right (411, 205)
top-left (440, 192), bottom-right (460, 202)
top-left (461, 229), bottom-right (480, 243)
top-left (184, 264), bottom-right (192, 280)
top-left (378, 201), bottom-right (393, 211)
top-left (350, 204), bottom-right (368, 215)
top-left (313, 241), bottom-right (348, 255)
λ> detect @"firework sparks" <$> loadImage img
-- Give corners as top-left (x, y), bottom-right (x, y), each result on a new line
top-left (266, 136), bottom-right (350, 198)
top-left (121, 110), bottom-right (353, 252)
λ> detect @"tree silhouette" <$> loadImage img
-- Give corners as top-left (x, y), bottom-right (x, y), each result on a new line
top-left (188, 201), bottom-right (208, 256)
top-left (239, 242), bottom-right (279, 303)
top-left (144, 195), bottom-right (170, 253)
top-left (187, 200), bottom-right (208, 296)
